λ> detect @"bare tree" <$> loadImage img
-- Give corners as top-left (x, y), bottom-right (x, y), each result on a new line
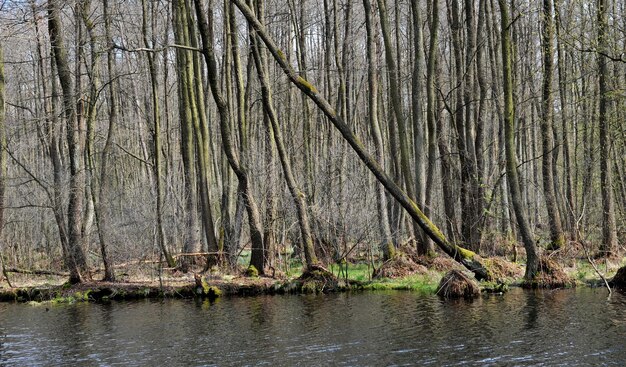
top-left (48, 0), bottom-right (90, 283)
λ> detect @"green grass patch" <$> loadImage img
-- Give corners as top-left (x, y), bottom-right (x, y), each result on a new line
top-left (361, 273), bottom-right (440, 294)
top-left (329, 262), bottom-right (373, 282)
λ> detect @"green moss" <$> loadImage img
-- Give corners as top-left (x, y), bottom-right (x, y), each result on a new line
top-left (301, 280), bottom-right (320, 294)
top-left (246, 265), bottom-right (259, 277)
top-left (409, 201), bottom-right (446, 239)
top-left (198, 277), bottom-right (222, 298)
top-left (277, 49), bottom-right (286, 61)
top-left (206, 286), bottom-right (222, 298)
top-left (297, 76), bottom-right (318, 94)
top-left (480, 281), bottom-right (509, 293)
top-left (456, 246), bottom-right (476, 261)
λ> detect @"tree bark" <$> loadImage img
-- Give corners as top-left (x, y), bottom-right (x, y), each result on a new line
top-left (540, 0), bottom-right (565, 250)
top-left (596, 0), bottom-right (617, 256)
top-left (142, 0), bottom-right (176, 268)
top-left (377, 0), bottom-right (421, 249)
top-left (195, 0), bottom-right (266, 274)
top-left (249, 0), bottom-right (319, 268)
top-left (498, 0), bottom-right (538, 279)
top-left (48, 0), bottom-right (90, 283)
top-left (83, 0), bottom-right (115, 281)
top-left (363, 0), bottom-right (395, 261)
top-left (410, 0), bottom-right (433, 255)
top-left (0, 42), bottom-right (9, 285)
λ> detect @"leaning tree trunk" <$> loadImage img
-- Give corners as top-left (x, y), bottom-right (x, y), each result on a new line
top-left (232, 0), bottom-right (491, 281)
top-left (498, 0), bottom-right (538, 280)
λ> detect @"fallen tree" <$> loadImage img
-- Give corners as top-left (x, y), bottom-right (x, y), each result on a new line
top-left (230, 0), bottom-right (490, 281)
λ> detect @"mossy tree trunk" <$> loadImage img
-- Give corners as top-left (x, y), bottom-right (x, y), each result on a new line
top-left (232, 0), bottom-right (491, 281)
top-left (596, 0), bottom-right (617, 256)
top-left (31, 4), bottom-right (71, 275)
top-left (424, 0), bottom-right (441, 247)
top-left (173, 0), bottom-right (202, 270)
top-left (540, 0), bottom-right (565, 251)
top-left (184, 0), bottom-right (220, 265)
top-left (497, 0), bottom-right (538, 280)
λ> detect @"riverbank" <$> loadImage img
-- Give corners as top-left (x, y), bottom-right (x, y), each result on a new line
top-left (0, 256), bottom-right (622, 304)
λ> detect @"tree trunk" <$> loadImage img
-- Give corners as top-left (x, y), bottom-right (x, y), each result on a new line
top-left (424, 0), bottom-right (440, 250)
top-left (0, 42), bottom-right (9, 285)
top-left (363, 0), bottom-right (395, 261)
top-left (410, 0), bottom-right (433, 255)
top-left (232, 0), bottom-right (491, 281)
top-left (377, 0), bottom-right (421, 249)
top-left (249, 1), bottom-right (319, 268)
top-left (497, 0), bottom-right (538, 280)
top-left (596, 0), bottom-right (617, 256)
top-left (540, 0), bottom-right (565, 250)
top-left (48, 0), bottom-right (90, 283)
top-left (554, 0), bottom-right (576, 239)
top-left (142, 0), bottom-right (175, 268)
top-left (83, 0), bottom-right (115, 281)
top-left (195, 0), bottom-right (266, 274)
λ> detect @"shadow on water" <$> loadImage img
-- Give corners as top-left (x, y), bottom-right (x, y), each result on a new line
top-left (1, 288), bottom-right (625, 366)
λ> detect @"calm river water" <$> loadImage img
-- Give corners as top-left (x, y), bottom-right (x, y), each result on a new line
top-left (1, 288), bottom-right (625, 366)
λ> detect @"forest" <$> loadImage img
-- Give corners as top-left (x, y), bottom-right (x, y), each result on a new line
top-left (0, 0), bottom-right (624, 292)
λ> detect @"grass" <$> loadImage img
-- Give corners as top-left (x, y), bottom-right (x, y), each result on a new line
top-left (327, 262), bottom-right (441, 293)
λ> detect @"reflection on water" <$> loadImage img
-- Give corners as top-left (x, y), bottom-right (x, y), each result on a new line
top-left (0, 288), bottom-right (625, 366)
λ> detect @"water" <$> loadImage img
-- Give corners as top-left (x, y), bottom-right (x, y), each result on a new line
top-left (1, 288), bottom-right (625, 366)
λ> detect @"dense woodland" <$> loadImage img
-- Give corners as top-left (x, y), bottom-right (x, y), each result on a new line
top-left (0, 0), bottom-right (624, 284)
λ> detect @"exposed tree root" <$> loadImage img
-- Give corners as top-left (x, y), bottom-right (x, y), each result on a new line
top-left (436, 270), bottom-right (480, 299)
top-left (609, 266), bottom-right (626, 289)
top-left (522, 257), bottom-right (574, 289)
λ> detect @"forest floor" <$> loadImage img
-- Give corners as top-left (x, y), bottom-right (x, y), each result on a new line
top-left (0, 253), bottom-right (624, 304)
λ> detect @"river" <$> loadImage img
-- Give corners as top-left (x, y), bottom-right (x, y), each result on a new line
top-left (1, 288), bottom-right (625, 366)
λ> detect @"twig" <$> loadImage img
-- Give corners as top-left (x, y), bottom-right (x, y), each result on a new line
top-left (574, 205), bottom-right (611, 295)
top-left (579, 235), bottom-right (611, 296)
top-left (5, 267), bottom-right (68, 277)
